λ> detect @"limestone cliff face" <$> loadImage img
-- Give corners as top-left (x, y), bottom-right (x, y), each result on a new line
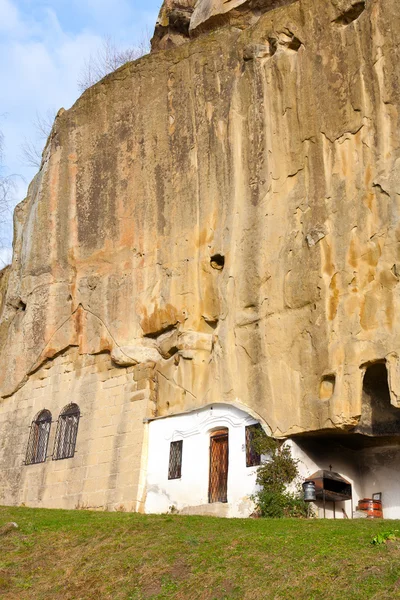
top-left (1, 0), bottom-right (400, 437)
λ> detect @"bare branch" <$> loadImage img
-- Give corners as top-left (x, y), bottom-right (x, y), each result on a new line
top-left (78, 33), bottom-right (151, 93)
top-left (0, 130), bottom-right (4, 166)
top-left (34, 109), bottom-right (57, 140)
top-left (0, 131), bottom-right (15, 265)
top-left (19, 109), bottom-right (57, 169)
top-left (20, 138), bottom-right (43, 169)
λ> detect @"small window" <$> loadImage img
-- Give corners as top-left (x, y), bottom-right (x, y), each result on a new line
top-left (25, 410), bottom-right (52, 465)
top-left (168, 440), bottom-right (183, 480)
top-left (245, 424), bottom-right (262, 467)
top-left (53, 404), bottom-right (80, 460)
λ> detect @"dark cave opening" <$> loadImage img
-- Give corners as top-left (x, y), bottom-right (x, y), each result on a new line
top-left (357, 362), bottom-right (400, 436)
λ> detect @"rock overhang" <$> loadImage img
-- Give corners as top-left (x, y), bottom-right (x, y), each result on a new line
top-left (0, 0), bottom-right (399, 440)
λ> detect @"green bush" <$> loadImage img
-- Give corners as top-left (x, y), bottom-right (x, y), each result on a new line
top-left (251, 431), bottom-right (308, 518)
top-left (256, 490), bottom-right (309, 519)
top-left (371, 530), bottom-right (398, 545)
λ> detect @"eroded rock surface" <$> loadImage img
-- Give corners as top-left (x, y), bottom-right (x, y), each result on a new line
top-left (1, 0), bottom-right (400, 439)
top-left (152, 0), bottom-right (196, 51)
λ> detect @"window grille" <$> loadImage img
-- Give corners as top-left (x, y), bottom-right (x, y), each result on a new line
top-left (53, 404), bottom-right (80, 460)
top-left (245, 424), bottom-right (262, 467)
top-left (25, 410), bottom-right (52, 465)
top-left (168, 440), bottom-right (183, 480)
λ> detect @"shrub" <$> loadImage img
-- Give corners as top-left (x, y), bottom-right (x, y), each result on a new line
top-left (252, 431), bottom-right (308, 518)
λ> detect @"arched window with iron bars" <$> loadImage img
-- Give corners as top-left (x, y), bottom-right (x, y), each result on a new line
top-left (53, 404), bottom-right (80, 460)
top-left (25, 409), bottom-right (52, 465)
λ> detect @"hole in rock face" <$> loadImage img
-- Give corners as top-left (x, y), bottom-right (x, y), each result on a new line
top-left (357, 362), bottom-right (400, 436)
top-left (18, 300), bottom-right (26, 312)
top-left (203, 316), bottom-right (219, 330)
top-left (334, 1), bottom-right (365, 25)
top-left (169, 10), bottom-right (191, 36)
top-left (268, 37), bottom-right (278, 56)
top-left (287, 35), bottom-right (302, 51)
top-left (210, 254), bottom-right (225, 270)
top-left (320, 374), bottom-right (336, 400)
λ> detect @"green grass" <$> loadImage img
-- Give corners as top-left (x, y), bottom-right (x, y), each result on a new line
top-left (1, 507), bottom-right (400, 599)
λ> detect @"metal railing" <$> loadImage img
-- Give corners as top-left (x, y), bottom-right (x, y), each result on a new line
top-left (168, 440), bottom-right (183, 479)
top-left (245, 424), bottom-right (262, 467)
top-left (25, 411), bottom-right (52, 465)
top-left (53, 404), bottom-right (80, 461)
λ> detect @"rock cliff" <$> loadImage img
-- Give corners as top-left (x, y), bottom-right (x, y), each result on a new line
top-left (1, 0), bottom-right (400, 438)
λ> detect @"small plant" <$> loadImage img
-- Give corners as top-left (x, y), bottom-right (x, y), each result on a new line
top-left (251, 431), bottom-right (308, 518)
top-left (371, 530), bottom-right (398, 545)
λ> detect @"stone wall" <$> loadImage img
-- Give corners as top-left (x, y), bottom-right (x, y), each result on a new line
top-left (0, 348), bottom-right (150, 510)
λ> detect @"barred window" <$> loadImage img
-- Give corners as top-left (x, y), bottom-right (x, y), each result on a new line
top-left (53, 404), bottom-right (80, 460)
top-left (168, 440), bottom-right (183, 480)
top-left (245, 424), bottom-right (262, 467)
top-left (25, 410), bottom-right (52, 465)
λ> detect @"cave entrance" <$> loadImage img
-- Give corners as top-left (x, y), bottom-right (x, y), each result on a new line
top-left (357, 362), bottom-right (400, 436)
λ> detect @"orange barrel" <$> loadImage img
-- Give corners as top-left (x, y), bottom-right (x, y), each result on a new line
top-left (357, 499), bottom-right (383, 518)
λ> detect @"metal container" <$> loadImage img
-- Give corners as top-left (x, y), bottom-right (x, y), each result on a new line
top-left (357, 498), bottom-right (383, 519)
top-left (303, 480), bottom-right (316, 502)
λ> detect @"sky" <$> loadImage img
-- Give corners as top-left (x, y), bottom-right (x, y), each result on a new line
top-left (0, 0), bottom-right (161, 264)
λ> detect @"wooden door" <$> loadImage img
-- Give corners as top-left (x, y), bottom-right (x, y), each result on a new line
top-left (209, 429), bottom-right (229, 503)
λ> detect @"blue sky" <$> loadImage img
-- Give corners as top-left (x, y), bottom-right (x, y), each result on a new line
top-left (0, 0), bottom-right (161, 262)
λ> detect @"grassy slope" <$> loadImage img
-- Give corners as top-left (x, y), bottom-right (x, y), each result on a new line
top-left (1, 507), bottom-right (400, 599)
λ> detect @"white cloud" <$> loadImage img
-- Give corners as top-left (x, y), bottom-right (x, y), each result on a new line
top-left (0, 0), bottom-right (158, 248)
top-left (0, 5), bottom-right (105, 242)
top-left (0, 0), bottom-right (20, 33)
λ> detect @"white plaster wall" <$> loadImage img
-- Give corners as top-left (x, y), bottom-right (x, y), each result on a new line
top-left (290, 439), bottom-right (400, 519)
top-left (289, 440), bottom-right (361, 519)
top-left (358, 446), bottom-right (400, 519)
top-left (145, 403), bottom-right (260, 517)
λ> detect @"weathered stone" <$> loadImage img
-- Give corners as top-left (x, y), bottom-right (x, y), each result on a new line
top-left (111, 346), bottom-right (160, 366)
top-left (331, 0), bottom-right (366, 25)
top-left (130, 390), bottom-right (150, 402)
top-left (0, 0), bottom-right (399, 446)
top-left (133, 364), bottom-right (156, 382)
top-left (157, 328), bottom-right (180, 359)
top-left (152, 0), bottom-right (196, 51)
top-left (178, 332), bottom-right (213, 353)
top-left (306, 226), bottom-right (327, 248)
top-left (0, 522), bottom-right (18, 536)
top-left (190, 0), bottom-right (298, 35)
top-left (243, 43), bottom-right (271, 61)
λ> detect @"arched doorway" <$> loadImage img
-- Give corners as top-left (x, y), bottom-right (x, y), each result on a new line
top-left (208, 428), bottom-right (229, 503)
